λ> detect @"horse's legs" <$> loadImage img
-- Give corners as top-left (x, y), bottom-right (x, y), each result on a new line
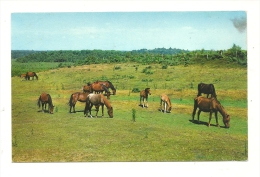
top-left (208, 111), bottom-right (213, 127)
top-left (214, 112), bottom-right (219, 127)
top-left (95, 105), bottom-right (99, 117)
top-left (164, 101), bottom-right (167, 113)
top-left (197, 110), bottom-right (201, 122)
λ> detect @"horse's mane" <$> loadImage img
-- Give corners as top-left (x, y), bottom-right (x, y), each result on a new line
top-left (107, 81), bottom-right (115, 90)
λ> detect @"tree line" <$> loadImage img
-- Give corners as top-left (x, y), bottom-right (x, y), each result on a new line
top-left (12, 44), bottom-right (247, 66)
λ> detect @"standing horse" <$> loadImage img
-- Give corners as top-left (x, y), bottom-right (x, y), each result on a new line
top-left (68, 92), bottom-right (90, 113)
top-left (197, 83), bottom-right (216, 98)
top-left (84, 94), bottom-right (113, 118)
top-left (94, 81), bottom-right (117, 95)
top-left (139, 88), bottom-right (151, 108)
top-left (192, 96), bottom-right (230, 128)
top-left (20, 74), bottom-right (27, 81)
top-left (90, 82), bottom-right (111, 99)
top-left (37, 92), bottom-right (54, 114)
top-left (82, 84), bottom-right (93, 93)
top-left (160, 94), bottom-right (172, 113)
top-left (26, 72), bottom-right (38, 80)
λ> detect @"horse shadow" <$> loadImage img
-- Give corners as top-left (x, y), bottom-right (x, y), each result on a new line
top-left (37, 110), bottom-right (50, 113)
top-left (189, 120), bottom-right (225, 128)
top-left (157, 108), bottom-right (171, 113)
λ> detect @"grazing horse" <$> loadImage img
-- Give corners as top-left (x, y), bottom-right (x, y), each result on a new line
top-left (139, 88), bottom-right (151, 108)
top-left (192, 96), bottom-right (230, 128)
top-left (20, 74), bottom-right (27, 81)
top-left (90, 81), bottom-right (111, 99)
top-left (197, 83), bottom-right (216, 98)
top-left (94, 81), bottom-right (117, 95)
top-left (84, 94), bottom-right (113, 118)
top-left (37, 92), bottom-right (54, 114)
top-left (26, 72), bottom-right (38, 80)
top-left (160, 94), bottom-right (172, 113)
top-left (68, 92), bottom-right (90, 113)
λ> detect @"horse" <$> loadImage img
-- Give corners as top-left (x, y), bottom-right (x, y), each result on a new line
top-left (139, 88), bottom-right (151, 108)
top-left (160, 94), bottom-right (172, 113)
top-left (68, 92), bottom-right (90, 113)
top-left (37, 92), bottom-right (54, 114)
top-left (192, 96), bottom-right (230, 128)
top-left (26, 72), bottom-right (38, 80)
top-left (90, 81), bottom-right (111, 99)
top-left (84, 93), bottom-right (113, 118)
top-left (94, 81), bottom-right (116, 95)
top-left (20, 74), bottom-right (27, 81)
top-left (82, 84), bottom-right (93, 93)
top-left (197, 83), bottom-right (216, 98)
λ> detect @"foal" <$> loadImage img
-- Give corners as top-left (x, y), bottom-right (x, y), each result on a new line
top-left (139, 88), bottom-right (151, 108)
top-left (160, 94), bottom-right (172, 113)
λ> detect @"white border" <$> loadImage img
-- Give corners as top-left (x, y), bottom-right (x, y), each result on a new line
top-left (1, 1), bottom-right (259, 177)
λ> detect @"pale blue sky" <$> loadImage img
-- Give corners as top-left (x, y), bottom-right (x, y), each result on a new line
top-left (11, 12), bottom-right (247, 51)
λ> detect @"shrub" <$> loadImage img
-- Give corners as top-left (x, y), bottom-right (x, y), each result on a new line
top-left (132, 88), bottom-right (140, 93)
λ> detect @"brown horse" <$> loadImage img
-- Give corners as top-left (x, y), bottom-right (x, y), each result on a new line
top-left (139, 88), bottom-right (151, 108)
top-left (90, 81), bottom-right (111, 99)
top-left (82, 84), bottom-right (93, 93)
top-left (84, 94), bottom-right (113, 118)
top-left (20, 74), bottom-right (27, 81)
top-left (37, 92), bottom-right (54, 114)
top-left (160, 94), bottom-right (172, 113)
top-left (197, 83), bottom-right (216, 98)
top-left (68, 92), bottom-right (90, 113)
top-left (26, 72), bottom-right (38, 80)
top-left (192, 96), bottom-right (230, 128)
top-left (94, 81), bottom-right (116, 95)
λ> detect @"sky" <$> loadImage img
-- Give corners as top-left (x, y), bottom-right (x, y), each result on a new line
top-left (11, 11), bottom-right (247, 51)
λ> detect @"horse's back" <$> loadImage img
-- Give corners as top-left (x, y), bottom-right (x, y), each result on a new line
top-left (195, 96), bottom-right (213, 111)
top-left (40, 92), bottom-right (49, 102)
top-left (88, 93), bottom-right (102, 104)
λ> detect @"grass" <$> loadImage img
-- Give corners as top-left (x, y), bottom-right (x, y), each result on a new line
top-left (12, 61), bottom-right (247, 162)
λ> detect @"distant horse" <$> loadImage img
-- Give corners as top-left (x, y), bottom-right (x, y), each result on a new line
top-left (82, 84), bottom-right (93, 93)
top-left (20, 74), bottom-right (27, 81)
top-left (26, 72), bottom-right (38, 80)
top-left (37, 92), bottom-right (54, 114)
top-left (160, 94), bottom-right (172, 113)
top-left (197, 83), bottom-right (216, 98)
top-left (68, 92), bottom-right (90, 113)
top-left (192, 96), bottom-right (230, 128)
top-left (94, 81), bottom-right (116, 95)
top-left (139, 88), bottom-right (151, 108)
top-left (90, 81), bottom-right (111, 99)
top-left (84, 93), bottom-right (113, 118)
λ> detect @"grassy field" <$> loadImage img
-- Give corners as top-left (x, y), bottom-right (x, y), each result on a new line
top-left (12, 61), bottom-right (247, 162)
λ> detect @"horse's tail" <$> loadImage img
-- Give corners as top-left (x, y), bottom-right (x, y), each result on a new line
top-left (37, 95), bottom-right (41, 108)
top-left (68, 94), bottom-right (73, 106)
top-left (34, 72), bottom-right (38, 80)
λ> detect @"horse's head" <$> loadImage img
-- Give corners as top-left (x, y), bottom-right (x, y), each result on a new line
top-left (145, 88), bottom-right (151, 95)
top-left (223, 114), bottom-right (230, 128)
top-left (112, 89), bottom-right (116, 95)
top-left (49, 105), bottom-right (54, 114)
top-left (108, 107), bottom-right (113, 118)
top-left (167, 106), bottom-right (172, 113)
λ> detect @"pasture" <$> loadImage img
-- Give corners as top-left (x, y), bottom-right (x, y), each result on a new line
top-left (12, 62), bottom-right (247, 162)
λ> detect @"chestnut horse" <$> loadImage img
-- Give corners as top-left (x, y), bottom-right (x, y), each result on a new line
top-left (160, 94), bottom-right (172, 113)
top-left (139, 88), bottom-right (151, 108)
top-left (84, 94), bottom-right (113, 118)
top-left (26, 71), bottom-right (38, 80)
top-left (82, 84), bottom-right (93, 93)
top-left (192, 96), bottom-right (230, 128)
top-left (37, 92), bottom-right (54, 114)
top-left (197, 83), bottom-right (216, 98)
top-left (90, 81), bottom-right (111, 99)
top-left (68, 92), bottom-right (90, 113)
top-left (20, 74), bottom-right (27, 81)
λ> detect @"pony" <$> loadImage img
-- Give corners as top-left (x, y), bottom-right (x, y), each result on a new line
top-left (139, 88), bottom-right (151, 108)
top-left (37, 92), bottom-right (54, 114)
top-left (84, 93), bottom-right (113, 118)
top-left (90, 81), bottom-right (111, 99)
top-left (20, 74), bottom-right (27, 81)
top-left (68, 92), bottom-right (90, 113)
top-left (26, 72), bottom-right (38, 80)
top-left (192, 96), bottom-right (230, 128)
top-left (197, 83), bottom-right (216, 98)
top-left (160, 94), bottom-right (172, 113)
top-left (94, 81), bottom-right (116, 95)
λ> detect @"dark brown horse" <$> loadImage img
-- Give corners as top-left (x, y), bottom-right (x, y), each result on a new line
top-left (90, 81), bottom-right (111, 99)
top-left (139, 88), bottom-right (151, 108)
top-left (37, 92), bottom-right (54, 114)
top-left (68, 92), bottom-right (90, 113)
top-left (94, 81), bottom-right (116, 95)
top-left (26, 72), bottom-right (38, 80)
top-left (84, 94), bottom-right (113, 118)
top-left (197, 83), bottom-right (216, 98)
top-left (192, 96), bottom-right (230, 128)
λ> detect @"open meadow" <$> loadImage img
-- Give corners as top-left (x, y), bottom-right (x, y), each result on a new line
top-left (12, 61), bottom-right (247, 162)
